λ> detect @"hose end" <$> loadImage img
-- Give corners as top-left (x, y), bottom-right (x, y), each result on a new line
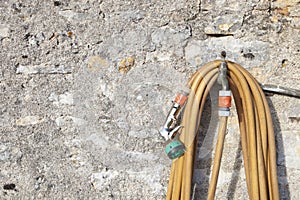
top-left (165, 139), bottom-right (185, 159)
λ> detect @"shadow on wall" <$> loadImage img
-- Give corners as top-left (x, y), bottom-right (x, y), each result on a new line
top-left (192, 83), bottom-right (218, 199)
top-left (192, 89), bottom-right (291, 199)
top-left (267, 97), bottom-right (291, 199)
top-left (226, 141), bottom-right (243, 199)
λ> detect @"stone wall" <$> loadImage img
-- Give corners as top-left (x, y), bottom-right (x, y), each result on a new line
top-left (0, 0), bottom-right (299, 199)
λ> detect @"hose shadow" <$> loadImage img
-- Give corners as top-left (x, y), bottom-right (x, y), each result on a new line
top-left (192, 84), bottom-right (219, 199)
top-left (225, 141), bottom-right (243, 199)
top-left (267, 97), bottom-right (291, 199)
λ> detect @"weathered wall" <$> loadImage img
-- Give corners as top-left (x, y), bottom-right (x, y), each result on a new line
top-left (0, 0), bottom-right (299, 199)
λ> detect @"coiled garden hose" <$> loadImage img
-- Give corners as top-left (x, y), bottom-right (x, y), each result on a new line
top-left (165, 59), bottom-right (280, 200)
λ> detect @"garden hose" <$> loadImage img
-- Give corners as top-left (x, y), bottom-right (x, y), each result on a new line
top-left (165, 57), bottom-right (280, 200)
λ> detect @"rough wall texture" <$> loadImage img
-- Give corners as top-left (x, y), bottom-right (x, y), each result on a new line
top-left (0, 0), bottom-right (299, 199)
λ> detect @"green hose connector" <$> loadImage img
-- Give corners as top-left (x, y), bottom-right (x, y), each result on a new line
top-left (165, 139), bottom-right (185, 159)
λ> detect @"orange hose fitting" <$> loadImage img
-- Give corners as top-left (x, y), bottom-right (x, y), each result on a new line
top-left (174, 93), bottom-right (188, 107)
top-left (218, 90), bottom-right (232, 108)
top-left (219, 96), bottom-right (231, 107)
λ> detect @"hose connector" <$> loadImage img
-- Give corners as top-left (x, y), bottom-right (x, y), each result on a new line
top-left (159, 92), bottom-right (188, 159)
top-left (159, 92), bottom-right (188, 140)
top-left (218, 51), bottom-right (231, 116)
top-left (219, 90), bottom-right (231, 116)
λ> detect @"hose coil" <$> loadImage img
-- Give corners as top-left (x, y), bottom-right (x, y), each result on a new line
top-left (166, 60), bottom-right (279, 200)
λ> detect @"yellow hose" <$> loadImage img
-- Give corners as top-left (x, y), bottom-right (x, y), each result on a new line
top-left (166, 60), bottom-right (279, 200)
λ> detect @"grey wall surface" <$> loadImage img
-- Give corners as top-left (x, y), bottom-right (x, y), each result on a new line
top-left (0, 0), bottom-right (299, 199)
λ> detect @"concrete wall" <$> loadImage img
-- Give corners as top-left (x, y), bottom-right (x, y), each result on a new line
top-left (0, 0), bottom-right (299, 199)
